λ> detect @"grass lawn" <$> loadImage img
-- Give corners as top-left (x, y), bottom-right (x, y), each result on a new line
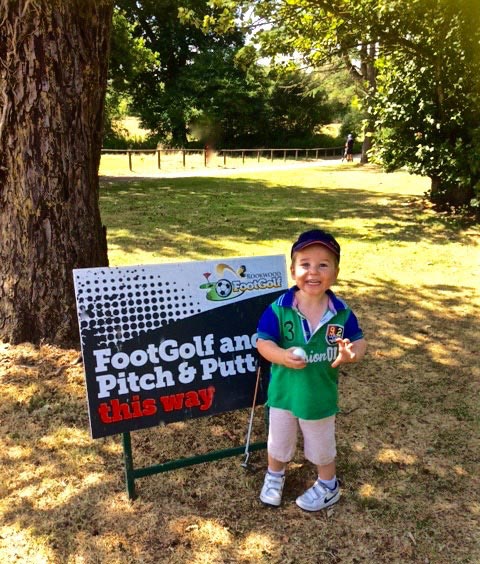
top-left (1, 163), bottom-right (479, 563)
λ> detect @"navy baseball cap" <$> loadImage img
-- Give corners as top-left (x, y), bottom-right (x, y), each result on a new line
top-left (291, 229), bottom-right (341, 262)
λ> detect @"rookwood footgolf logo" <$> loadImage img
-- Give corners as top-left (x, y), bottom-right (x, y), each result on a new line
top-left (201, 262), bottom-right (283, 301)
top-left (74, 256), bottom-right (287, 438)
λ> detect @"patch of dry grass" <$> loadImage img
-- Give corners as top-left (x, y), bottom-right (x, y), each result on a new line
top-left (1, 166), bottom-right (479, 563)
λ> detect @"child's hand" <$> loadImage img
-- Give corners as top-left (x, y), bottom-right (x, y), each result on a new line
top-left (331, 338), bottom-right (356, 368)
top-left (284, 347), bottom-right (308, 369)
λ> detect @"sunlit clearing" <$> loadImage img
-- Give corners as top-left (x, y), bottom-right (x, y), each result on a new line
top-left (358, 484), bottom-right (379, 498)
top-left (188, 520), bottom-right (232, 546)
top-left (32, 479), bottom-right (79, 510)
top-left (101, 439), bottom-right (123, 455)
top-left (98, 495), bottom-right (138, 516)
top-left (376, 448), bottom-right (416, 465)
top-left (352, 441), bottom-right (366, 452)
top-left (169, 421), bottom-right (187, 431)
top-left (396, 335), bottom-right (421, 347)
top-left (468, 502), bottom-right (479, 515)
top-left (84, 473), bottom-right (103, 486)
top-left (425, 343), bottom-right (462, 367)
top-left (16, 471), bottom-right (102, 511)
top-left (39, 427), bottom-right (92, 449)
top-left (5, 444), bottom-right (32, 459)
top-left (192, 554), bottom-right (223, 564)
top-left (237, 532), bottom-right (277, 560)
top-left (0, 525), bottom-right (53, 563)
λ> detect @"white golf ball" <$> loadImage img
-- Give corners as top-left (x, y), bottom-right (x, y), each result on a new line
top-left (292, 347), bottom-right (307, 361)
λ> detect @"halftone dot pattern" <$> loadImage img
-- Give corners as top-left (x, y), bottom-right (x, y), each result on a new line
top-left (74, 267), bottom-right (202, 347)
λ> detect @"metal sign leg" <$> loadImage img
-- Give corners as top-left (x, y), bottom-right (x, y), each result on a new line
top-left (122, 432), bottom-right (137, 500)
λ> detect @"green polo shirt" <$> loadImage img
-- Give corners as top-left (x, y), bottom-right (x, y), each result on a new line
top-left (257, 287), bottom-right (364, 420)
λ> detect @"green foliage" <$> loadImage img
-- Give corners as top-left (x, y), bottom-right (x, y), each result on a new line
top-left (108, 9), bottom-right (158, 93)
top-left (317, 66), bottom-right (358, 120)
top-left (104, 8), bottom-right (159, 144)
top-left (207, 0), bottom-right (480, 208)
top-left (107, 1), bottom-right (342, 149)
top-left (369, 0), bottom-right (480, 207)
top-left (113, 0), bottom-right (248, 146)
top-left (340, 111), bottom-right (363, 141)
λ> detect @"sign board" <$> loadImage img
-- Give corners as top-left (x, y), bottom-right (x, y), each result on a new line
top-left (73, 256), bottom-right (288, 438)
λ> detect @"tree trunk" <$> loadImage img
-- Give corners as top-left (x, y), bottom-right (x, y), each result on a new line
top-left (361, 134), bottom-right (373, 164)
top-left (0, 0), bottom-right (113, 345)
top-left (344, 42), bottom-right (377, 164)
top-left (171, 121), bottom-right (189, 147)
top-left (430, 176), bottom-right (475, 208)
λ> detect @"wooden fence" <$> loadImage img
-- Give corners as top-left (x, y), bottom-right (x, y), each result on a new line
top-left (101, 146), bottom-right (344, 172)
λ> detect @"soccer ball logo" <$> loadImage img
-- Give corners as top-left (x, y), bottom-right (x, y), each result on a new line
top-left (215, 278), bottom-right (232, 298)
top-left (200, 265), bottom-right (246, 302)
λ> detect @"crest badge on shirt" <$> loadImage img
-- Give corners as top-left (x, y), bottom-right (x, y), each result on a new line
top-left (326, 324), bottom-right (344, 345)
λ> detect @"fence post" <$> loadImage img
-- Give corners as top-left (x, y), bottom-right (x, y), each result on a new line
top-left (101, 145), bottom-right (344, 173)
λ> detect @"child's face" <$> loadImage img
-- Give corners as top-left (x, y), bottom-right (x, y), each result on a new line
top-left (291, 244), bottom-right (339, 296)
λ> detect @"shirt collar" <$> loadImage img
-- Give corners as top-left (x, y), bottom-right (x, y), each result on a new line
top-left (279, 286), bottom-right (345, 313)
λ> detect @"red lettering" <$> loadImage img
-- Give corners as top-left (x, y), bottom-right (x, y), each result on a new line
top-left (159, 387), bottom-right (216, 413)
top-left (184, 390), bottom-right (201, 408)
top-left (159, 393), bottom-right (185, 412)
top-left (142, 398), bottom-right (157, 416)
top-left (110, 399), bottom-right (133, 422)
top-left (97, 396), bottom-right (158, 423)
top-left (98, 402), bottom-right (112, 423)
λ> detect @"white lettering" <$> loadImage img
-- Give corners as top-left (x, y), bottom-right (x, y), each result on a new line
top-left (96, 374), bottom-right (116, 398)
top-left (130, 349), bottom-right (148, 367)
top-left (111, 352), bottom-right (130, 370)
top-left (306, 347), bottom-right (338, 364)
top-left (93, 348), bottom-right (112, 373)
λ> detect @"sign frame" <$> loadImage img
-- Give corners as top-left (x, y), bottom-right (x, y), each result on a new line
top-left (73, 255), bottom-right (288, 498)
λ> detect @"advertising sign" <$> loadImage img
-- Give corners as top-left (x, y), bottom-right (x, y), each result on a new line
top-left (73, 255), bottom-right (288, 438)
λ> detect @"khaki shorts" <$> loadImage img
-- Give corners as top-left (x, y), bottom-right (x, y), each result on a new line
top-left (267, 407), bottom-right (336, 466)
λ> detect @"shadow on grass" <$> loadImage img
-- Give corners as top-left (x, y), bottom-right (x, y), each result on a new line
top-left (99, 174), bottom-right (466, 264)
top-left (2, 265), bottom-right (478, 562)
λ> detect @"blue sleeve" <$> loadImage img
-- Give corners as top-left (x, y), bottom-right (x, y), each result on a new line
top-left (257, 304), bottom-right (281, 343)
top-left (344, 310), bottom-right (364, 342)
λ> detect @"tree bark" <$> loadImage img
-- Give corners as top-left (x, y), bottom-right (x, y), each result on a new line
top-left (0, 0), bottom-right (112, 345)
top-left (360, 131), bottom-right (373, 164)
top-left (344, 42), bottom-right (377, 164)
top-left (430, 176), bottom-right (475, 208)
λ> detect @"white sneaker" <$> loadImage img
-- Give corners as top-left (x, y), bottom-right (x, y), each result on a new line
top-left (295, 479), bottom-right (340, 512)
top-left (260, 472), bottom-right (285, 507)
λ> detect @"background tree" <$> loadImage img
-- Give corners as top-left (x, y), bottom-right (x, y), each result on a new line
top-left (203, 0), bottom-right (480, 208)
top-left (114, 0), bottom-right (247, 146)
top-left (186, 51), bottom-right (334, 148)
top-left (370, 0), bottom-right (480, 208)
top-left (213, 0), bottom-right (378, 161)
top-left (265, 67), bottom-right (331, 146)
top-left (104, 7), bottom-right (158, 146)
top-left (110, 1), bottom-right (335, 148)
top-left (0, 0), bottom-right (112, 344)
